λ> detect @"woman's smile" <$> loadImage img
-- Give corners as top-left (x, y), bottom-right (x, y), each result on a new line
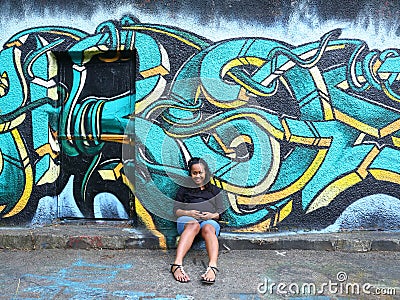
top-left (190, 163), bottom-right (206, 186)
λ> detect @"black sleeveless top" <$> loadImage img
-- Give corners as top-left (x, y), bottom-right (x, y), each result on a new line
top-left (173, 184), bottom-right (225, 219)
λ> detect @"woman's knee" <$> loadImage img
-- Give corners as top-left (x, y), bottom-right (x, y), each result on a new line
top-left (184, 221), bottom-right (200, 233)
top-left (201, 224), bottom-right (216, 236)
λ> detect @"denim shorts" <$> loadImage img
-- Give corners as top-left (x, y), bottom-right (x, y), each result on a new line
top-left (176, 216), bottom-right (221, 236)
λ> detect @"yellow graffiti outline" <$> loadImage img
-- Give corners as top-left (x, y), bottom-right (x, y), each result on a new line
top-left (200, 83), bottom-right (249, 108)
top-left (47, 30), bottom-right (82, 41)
top-left (306, 146), bottom-right (380, 213)
top-left (221, 56), bottom-right (279, 98)
top-left (277, 200), bottom-right (293, 223)
top-left (165, 112), bottom-right (285, 140)
top-left (213, 133), bottom-right (280, 196)
top-left (226, 70), bottom-right (279, 98)
top-left (15, 47), bottom-right (31, 108)
top-left (236, 148), bottom-right (328, 205)
top-left (334, 108), bottom-right (379, 137)
top-left (36, 157), bottom-right (60, 186)
top-left (139, 41), bottom-right (170, 78)
top-left (226, 192), bottom-right (241, 214)
top-left (211, 133), bottom-right (235, 157)
top-left (281, 119), bottom-right (332, 146)
top-left (382, 83), bottom-right (400, 103)
top-left (0, 71), bottom-right (9, 97)
top-left (140, 65), bottom-right (169, 78)
top-left (135, 77), bottom-right (168, 115)
top-left (47, 52), bottom-right (59, 101)
top-left (307, 173), bottom-right (363, 214)
top-left (200, 45), bottom-right (340, 113)
top-left (134, 197), bottom-right (167, 249)
top-left (380, 118), bottom-right (400, 138)
top-left (123, 26), bottom-right (202, 51)
top-left (309, 66), bottom-right (335, 120)
top-left (392, 136), bottom-right (400, 147)
top-left (229, 200), bottom-right (293, 232)
top-left (0, 149), bottom-right (3, 175)
top-left (3, 128), bottom-right (33, 217)
top-left (220, 44), bottom-right (343, 100)
top-left (0, 114), bottom-right (26, 133)
top-left (232, 218), bottom-right (272, 232)
top-left (36, 144), bottom-right (59, 160)
top-left (335, 74), bottom-right (400, 138)
top-left (133, 36), bottom-right (170, 114)
top-left (356, 146), bottom-right (381, 178)
top-left (335, 108), bottom-right (400, 139)
top-left (211, 132), bottom-right (254, 160)
top-left (369, 169), bottom-right (400, 184)
top-left (98, 162), bottom-right (124, 181)
top-left (4, 30), bottom-right (81, 49)
top-left (96, 168), bottom-right (167, 249)
top-left (221, 56), bottom-right (265, 77)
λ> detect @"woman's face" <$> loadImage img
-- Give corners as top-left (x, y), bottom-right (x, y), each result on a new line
top-left (190, 163), bottom-right (206, 186)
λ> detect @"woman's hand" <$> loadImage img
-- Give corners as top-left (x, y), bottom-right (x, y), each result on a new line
top-left (176, 209), bottom-right (201, 219)
top-left (188, 210), bottom-right (203, 219)
top-left (176, 209), bottom-right (219, 220)
top-left (198, 212), bottom-right (219, 220)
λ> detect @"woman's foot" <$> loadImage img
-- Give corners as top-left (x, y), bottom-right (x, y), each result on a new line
top-left (201, 265), bottom-right (218, 284)
top-left (170, 264), bottom-right (190, 283)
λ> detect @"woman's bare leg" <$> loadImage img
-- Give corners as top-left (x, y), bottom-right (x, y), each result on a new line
top-left (172, 221), bottom-right (200, 281)
top-left (200, 224), bottom-right (219, 281)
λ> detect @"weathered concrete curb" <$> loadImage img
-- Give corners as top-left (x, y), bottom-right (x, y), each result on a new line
top-left (0, 225), bottom-right (160, 250)
top-left (1, 224), bottom-right (400, 252)
top-left (218, 231), bottom-right (400, 252)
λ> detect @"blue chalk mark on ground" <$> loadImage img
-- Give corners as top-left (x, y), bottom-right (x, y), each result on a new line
top-left (15, 259), bottom-right (189, 299)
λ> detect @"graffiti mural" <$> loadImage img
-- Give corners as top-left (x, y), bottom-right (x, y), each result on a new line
top-left (1, 13), bottom-right (400, 246)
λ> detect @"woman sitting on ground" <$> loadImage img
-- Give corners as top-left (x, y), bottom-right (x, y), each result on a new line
top-left (170, 157), bottom-right (225, 284)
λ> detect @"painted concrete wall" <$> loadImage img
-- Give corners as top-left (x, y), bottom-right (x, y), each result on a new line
top-left (1, 0), bottom-right (400, 246)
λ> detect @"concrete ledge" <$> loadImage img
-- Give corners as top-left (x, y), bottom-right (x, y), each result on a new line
top-left (371, 240), bottom-right (400, 251)
top-left (219, 238), bottom-right (335, 251)
top-left (218, 230), bottom-right (400, 252)
top-left (0, 233), bottom-right (35, 250)
top-left (1, 225), bottom-right (400, 252)
top-left (0, 225), bottom-right (160, 250)
top-left (332, 239), bottom-right (372, 252)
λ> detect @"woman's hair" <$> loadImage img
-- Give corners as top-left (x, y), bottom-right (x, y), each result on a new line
top-left (187, 157), bottom-right (211, 186)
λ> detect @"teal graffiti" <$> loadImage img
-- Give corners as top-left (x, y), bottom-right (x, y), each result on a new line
top-left (1, 16), bottom-right (400, 234)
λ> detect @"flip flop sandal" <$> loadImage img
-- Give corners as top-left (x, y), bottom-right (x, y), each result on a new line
top-left (201, 266), bottom-right (219, 284)
top-left (170, 264), bottom-right (190, 283)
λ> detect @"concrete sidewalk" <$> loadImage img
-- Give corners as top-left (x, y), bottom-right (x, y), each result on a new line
top-left (1, 221), bottom-right (400, 252)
